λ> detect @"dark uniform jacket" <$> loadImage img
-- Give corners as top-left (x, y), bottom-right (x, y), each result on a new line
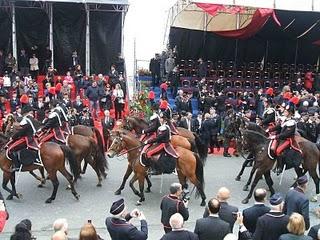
top-left (12, 115), bottom-right (36, 141)
top-left (203, 202), bottom-right (238, 231)
top-left (284, 187), bottom-right (310, 229)
top-left (160, 195), bottom-right (189, 229)
top-left (160, 230), bottom-right (198, 240)
top-left (242, 203), bottom-right (270, 234)
top-left (253, 211), bottom-right (289, 240)
top-left (106, 214), bottom-right (148, 240)
top-left (308, 223), bottom-right (320, 239)
top-left (200, 119), bottom-right (213, 146)
top-left (194, 215), bottom-right (230, 240)
top-left (148, 125), bottom-right (171, 144)
top-left (271, 118), bottom-right (296, 140)
top-left (262, 108), bottom-right (276, 127)
top-left (210, 115), bottom-right (221, 135)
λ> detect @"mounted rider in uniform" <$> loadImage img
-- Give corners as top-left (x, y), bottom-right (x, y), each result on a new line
top-left (159, 100), bottom-right (178, 134)
top-left (270, 103), bottom-right (302, 174)
top-left (7, 104), bottom-right (40, 171)
top-left (141, 105), bottom-right (161, 142)
top-left (41, 102), bottom-right (69, 143)
top-left (261, 97), bottom-right (277, 133)
top-left (141, 113), bottom-right (178, 174)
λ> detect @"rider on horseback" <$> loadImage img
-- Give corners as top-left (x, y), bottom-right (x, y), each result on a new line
top-left (261, 97), bottom-right (277, 133)
top-left (141, 104), bottom-right (161, 141)
top-left (159, 100), bottom-right (178, 134)
top-left (270, 103), bottom-right (300, 174)
top-left (7, 104), bottom-right (40, 171)
top-left (41, 101), bottom-right (69, 143)
top-left (142, 113), bottom-right (178, 174)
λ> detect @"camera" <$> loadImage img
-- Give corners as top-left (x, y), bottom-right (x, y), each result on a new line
top-left (181, 189), bottom-right (190, 202)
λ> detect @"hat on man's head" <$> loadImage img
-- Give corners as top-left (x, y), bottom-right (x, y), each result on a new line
top-left (269, 193), bottom-right (283, 205)
top-left (266, 88), bottom-right (274, 96)
top-left (297, 175), bottom-right (308, 185)
top-left (110, 198), bottom-right (125, 215)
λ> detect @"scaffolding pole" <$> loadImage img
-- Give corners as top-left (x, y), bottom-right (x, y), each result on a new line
top-left (85, 4), bottom-right (90, 75)
top-left (121, 8), bottom-right (125, 58)
top-left (49, 3), bottom-right (54, 67)
top-left (12, 2), bottom-right (17, 62)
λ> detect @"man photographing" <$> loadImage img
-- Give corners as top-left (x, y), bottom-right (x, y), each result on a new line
top-left (160, 182), bottom-right (189, 233)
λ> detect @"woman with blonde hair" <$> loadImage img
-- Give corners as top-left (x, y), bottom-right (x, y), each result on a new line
top-left (279, 213), bottom-right (312, 240)
top-left (79, 223), bottom-right (103, 240)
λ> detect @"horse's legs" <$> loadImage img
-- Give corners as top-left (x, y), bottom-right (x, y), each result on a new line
top-left (236, 159), bottom-right (252, 181)
top-left (85, 154), bottom-right (103, 187)
top-left (137, 173), bottom-right (146, 205)
top-left (59, 168), bottom-right (80, 201)
top-left (185, 173), bottom-right (206, 206)
top-left (29, 168), bottom-right (46, 187)
top-left (263, 171), bottom-right (275, 196)
top-left (242, 169), bottom-right (263, 204)
top-left (243, 165), bottom-right (257, 191)
top-left (177, 170), bottom-right (188, 189)
top-left (82, 161), bottom-right (88, 174)
top-left (129, 174), bottom-right (140, 197)
top-left (145, 175), bottom-right (152, 193)
top-left (308, 168), bottom-right (320, 195)
top-left (115, 164), bottom-right (133, 195)
top-left (9, 172), bottom-right (21, 199)
top-left (2, 173), bottom-right (13, 198)
top-left (46, 171), bottom-right (59, 203)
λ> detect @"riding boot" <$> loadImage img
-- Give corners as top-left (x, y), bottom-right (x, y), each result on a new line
top-left (276, 157), bottom-right (284, 176)
top-left (223, 147), bottom-right (231, 157)
top-left (11, 153), bottom-right (21, 172)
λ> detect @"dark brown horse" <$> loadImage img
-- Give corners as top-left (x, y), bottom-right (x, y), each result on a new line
top-left (239, 128), bottom-right (320, 204)
top-left (107, 130), bottom-right (206, 206)
top-left (123, 116), bottom-right (207, 163)
top-left (0, 133), bottom-right (80, 203)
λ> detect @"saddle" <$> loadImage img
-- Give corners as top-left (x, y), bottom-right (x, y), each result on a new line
top-left (6, 138), bottom-right (42, 168)
top-left (141, 143), bottom-right (179, 174)
top-left (39, 128), bottom-right (66, 144)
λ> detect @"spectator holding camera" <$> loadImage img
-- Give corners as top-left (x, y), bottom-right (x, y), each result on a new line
top-left (160, 183), bottom-right (189, 233)
top-left (106, 198), bottom-right (148, 240)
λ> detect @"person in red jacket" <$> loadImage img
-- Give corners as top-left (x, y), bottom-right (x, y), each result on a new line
top-left (0, 190), bottom-right (8, 233)
top-left (304, 71), bottom-right (314, 93)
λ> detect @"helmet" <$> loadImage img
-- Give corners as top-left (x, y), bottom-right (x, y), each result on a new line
top-left (159, 100), bottom-right (168, 110)
top-left (20, 94), bottom-right (29, 104)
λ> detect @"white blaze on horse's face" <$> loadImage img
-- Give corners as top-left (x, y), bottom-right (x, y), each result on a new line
top-left (107, 136), bottom-right (123, 158)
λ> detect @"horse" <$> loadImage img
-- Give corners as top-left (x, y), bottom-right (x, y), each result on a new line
top-left (239, 128), bottom-right (320, 204)
top-left (123, 116), bottom-right (207, 163)
top-left (0, 133), bottom-right (80, 203)
top-left (106, 130), bottom-right (206, 206)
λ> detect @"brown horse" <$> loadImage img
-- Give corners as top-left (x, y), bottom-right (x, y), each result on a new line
top-left (0, 133), bottom-right (80, 203)
top-left (107, 130), bottom-right (206, 206)
top-left (239, 128), bottom-right (320, 204)
top-left (123, 116), bottom-right (207, 163)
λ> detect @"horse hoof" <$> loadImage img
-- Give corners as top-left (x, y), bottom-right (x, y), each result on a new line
top-left (66, 185), bottom-right (71, 190)
top-left (45, 198), bottom-right (53, 204)
top-left (200, 200), bottom-right (206, 206)
top-left (243, 185), bottom-right (249, 191)
top-left (241, 198), bottom-right (249, 204)
top-left (96, 183), bottom-right (102, 187)
top-left (235, 176), bottom-right (241, 181)
top-left (38, 184), bottom-right (44, 188)
top-left (102, 173), bottom-right (107, 179)
top-left (6, 195), bottom-right (13, 200)
top-left (75, 194), bottom-right (80, 200)
top-left (16, 193), bottom-right (23, 199)
top-left (145, 189), bottom-right (151, 193)
top-left (136, 200), bottom-right (142, 206)
top-left (114, 190), bottom-right (121, 195)
top-left (81, 171), bottom-right (85, 174)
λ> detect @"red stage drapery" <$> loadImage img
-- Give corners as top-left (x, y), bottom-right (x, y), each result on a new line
top-left (195, 3), bottom-right (281, 39)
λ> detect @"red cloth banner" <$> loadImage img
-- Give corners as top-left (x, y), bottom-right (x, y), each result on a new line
top-left (195, 3), bottom-right (281, 39)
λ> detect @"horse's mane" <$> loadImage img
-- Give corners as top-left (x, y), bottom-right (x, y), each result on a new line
top-left (122, 132), bottom-right (141, 147)
top-left (243, 129), bottom-right (268, 146)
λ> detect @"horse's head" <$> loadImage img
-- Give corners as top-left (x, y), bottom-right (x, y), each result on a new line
top-left (5, 121), bottom-right (20, 138)
top-left (107, 130), bottom-right (126, 158)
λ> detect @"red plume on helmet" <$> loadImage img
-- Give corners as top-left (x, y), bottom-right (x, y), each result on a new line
top-left (159, 100), bottom-right (168, 109)
top-left (20, 94), bottom-right (29, 104)
top-left (148, 91), bottom-right (155, 100)
top-left (283, 92), bottom-right (292, 100)
top-left (55, 83), bottom-right (62, 92)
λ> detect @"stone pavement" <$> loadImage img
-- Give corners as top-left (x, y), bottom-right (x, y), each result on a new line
top-left (1, 154), bottom-right (319, 239)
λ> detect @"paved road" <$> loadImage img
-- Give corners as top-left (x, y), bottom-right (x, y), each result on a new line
top-left (1, 154), bottom-right (320, 239)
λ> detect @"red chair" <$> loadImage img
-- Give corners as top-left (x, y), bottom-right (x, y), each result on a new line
top-left (273, 72), bottom-right (280, 80)
top-left (254, 71), bottom-right (261, 79)
top-left (192, 79), bottom-right (199, 88)
top-left (244, 80), bottom-right (251, 89)
top-left (248, 62), bottom-right (255, 71)
top-left (227, 70), bottom-right (234, 78)
top-left (210, 69), bottom-right (217, 77)
top-left (182, 79), bottom-right (191, 88)
top-left (227, 91), bottom-right (235, 98)
top-left (264, 81), bottom-right (271, 88)
top-left (226, 80), bottom-right (232, 88)
top-left (273, 81), bottom-right (280, 90)
top-left (236, 70), bottom-right (243, 78)
top-left (235, 80), bottom-right (242, 88)
top-left (218, 70), bottom-right (225, 78)
top-left (217, 60), bottom-right (223, 70)
top-left (246, 71), bottom-right (252, 78)
top-left (254, 81), bottom-right (262, 89)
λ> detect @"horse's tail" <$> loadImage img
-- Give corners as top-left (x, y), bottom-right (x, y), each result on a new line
top-left (193, 133), bottom-right (207, 165)
top-left (60, 145), bottom-right (80, 179)
top-left (194, 152), bottom-right (205, 199)
top-left (93, 127), bottom-right (105, 154)
top-left (92, 139), bottom-right (109, 174)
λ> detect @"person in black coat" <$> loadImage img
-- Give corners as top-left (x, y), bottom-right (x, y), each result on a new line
top-left (106, 198), bottom-right (148, 240)
top-left (10, 92), bottom-right (20, 113)
top-left (160, 183), bottom-right (189, 233)
top-left (195, 198), bottom-right (230, 240)
top-left (242, 188), bottom-right (270, 235)
top-left (199, 113), bottom-right (213, 150)
top-left (197, 58), bottom-right (207, 78)
top-left (283, 175), bottom-right (310, 230)
top-left (203, 187), bottom-right (238, 231)
top-left (308, 223), bottom-right (320, 239)
top-left (149, 54), bottom-right (161, 87)
top-left (161, 213), bottom-right (198, 240)
top-left (101, 109), bottom-right (115, 150)
top-left (209, 108), bottom-right (221, 154)
top-left (253, 193), bottom-right (289, 240)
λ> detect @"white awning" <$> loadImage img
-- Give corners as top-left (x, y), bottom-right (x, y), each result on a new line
top-left (192, 0), bottom-right (320, 12)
